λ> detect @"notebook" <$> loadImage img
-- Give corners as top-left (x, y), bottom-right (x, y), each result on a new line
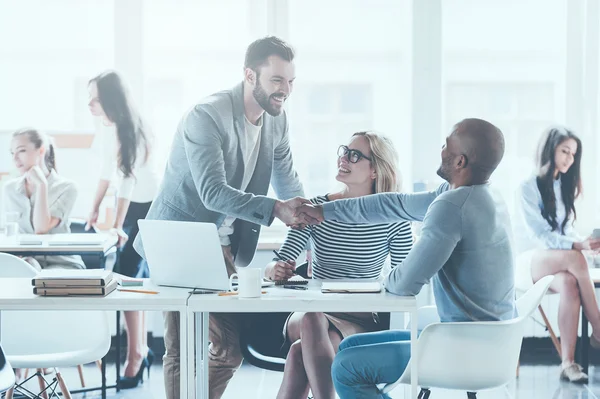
top-left (33, 278), bottom-right (118, 296)
top-left (32, 269), bottom-right (114, 287)
top-left (47, 234), bottom-right (106, 246)
top-left (275, 275), bottom-right (309, 286)
top-left (321, 281), bottom-right (382, 293)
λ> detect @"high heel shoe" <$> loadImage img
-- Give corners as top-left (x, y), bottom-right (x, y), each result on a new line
top-left (119, 358), bottom-right (149, 389)
top-left (145, 348), bottom-right (155, 378)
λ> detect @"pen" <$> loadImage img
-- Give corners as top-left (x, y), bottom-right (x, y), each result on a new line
top-left (117, 288), bottom-right (159, 295)
top-left (283, 285), bottom-right (307, 290)
top-left (273, 250), bottom-right (285, 261)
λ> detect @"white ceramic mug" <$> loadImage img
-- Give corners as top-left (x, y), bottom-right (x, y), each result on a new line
top-left (229, 267), bottom-right (262, 298)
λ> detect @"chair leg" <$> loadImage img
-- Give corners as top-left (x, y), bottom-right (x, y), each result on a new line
top-left (516, 358), bottom-right (520, 377)
top-left (418, 388), bottom-right (431, 399)
top-left (95, 359), bottom-right (102, 371)
top-left (77, 364), bottom-right (86, 387)
top-left (538, 305), bottom-right (562, 358)
top-left (5, 386), bottom-right (14, 399)
top-left (23, 368), bottom-right (29, 380)
top-left (36, 369), bottom-right (49, 399)
top-left (56, 369), bottom-right (73, 399)
top-left (467, 393), bottom-right (477, 399)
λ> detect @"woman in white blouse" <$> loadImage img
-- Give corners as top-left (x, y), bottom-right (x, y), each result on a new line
top-left (87, 70), bottom-right (159, 389)
top-left (5, 128), bottom-right (84, 270)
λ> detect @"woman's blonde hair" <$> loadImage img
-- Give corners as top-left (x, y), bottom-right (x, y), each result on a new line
top-left (12, 128), bottom-right (57, 171)
top-left (352, 131), bottom-right (401, 193)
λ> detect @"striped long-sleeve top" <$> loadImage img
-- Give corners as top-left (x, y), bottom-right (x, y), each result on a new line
top-left (277, 195), bottom-right (414, 279)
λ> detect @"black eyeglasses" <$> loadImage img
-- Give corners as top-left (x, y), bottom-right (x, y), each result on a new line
top-left (337, 145), bottom-right (372, 163)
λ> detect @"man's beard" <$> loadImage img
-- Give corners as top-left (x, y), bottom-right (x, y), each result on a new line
top-left (436, 156), bottom-right (452, 182)
top-left (253, 79), bottom-right (284, 116)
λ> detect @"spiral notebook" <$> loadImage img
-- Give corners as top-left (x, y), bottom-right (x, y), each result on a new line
top-left (275, 275), bottom-right (309, 286)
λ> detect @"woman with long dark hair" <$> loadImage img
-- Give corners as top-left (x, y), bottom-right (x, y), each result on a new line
top-left (87, 70), bottom-right (159, 388)
top-left (515, 126), bottom-right (600, 383)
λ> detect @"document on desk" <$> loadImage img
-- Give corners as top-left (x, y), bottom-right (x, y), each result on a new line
top-left (321, 281), bottom-right (382, 293)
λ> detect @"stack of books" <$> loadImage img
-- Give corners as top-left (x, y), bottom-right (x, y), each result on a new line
top-left (32, 269), bottom-right (117, 297)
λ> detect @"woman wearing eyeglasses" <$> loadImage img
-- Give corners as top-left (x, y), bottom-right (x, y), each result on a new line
top-left (265, 132), bottom-right (413, 399)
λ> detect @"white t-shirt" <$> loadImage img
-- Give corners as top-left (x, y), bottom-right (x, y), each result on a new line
top-left (218, 115), bottom-right (262, 246)
top-left (99, 123), bottom-right (159, 203)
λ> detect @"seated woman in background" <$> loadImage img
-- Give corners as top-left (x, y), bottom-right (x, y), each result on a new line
top-left (5, 128), bottom-right (84, 270)
top-left (515, 126), bottom-right (600, 383)
top-left (266, 132), bottom-right (413, 399)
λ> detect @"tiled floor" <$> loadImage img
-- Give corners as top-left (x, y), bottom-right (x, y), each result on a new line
top-left (18, 361), bottom-right (600, 398)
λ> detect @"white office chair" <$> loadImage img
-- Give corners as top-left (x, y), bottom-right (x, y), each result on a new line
top-left (0, 253), bottom-right (110, 399)
top-left (0, 344), bottom-right (15, 394)
top-left (380, 276), bottom-right (554, 398)
top-left (514, 274), bottom-right (562, 365)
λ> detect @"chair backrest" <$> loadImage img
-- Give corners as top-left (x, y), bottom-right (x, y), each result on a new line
top-left (0, 344), bottom-right (15, 394)
top-left (0, 253), bottom-right (111, 367)
top-left (387, 276), bottom-right (554, 393)
top-left (515, 275), bottom-right (554, 318)
top-left (0, 253), bottom-right (38, 277)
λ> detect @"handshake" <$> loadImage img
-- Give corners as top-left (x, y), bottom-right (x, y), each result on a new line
top-left (273, 197), bottom-right (325, 229)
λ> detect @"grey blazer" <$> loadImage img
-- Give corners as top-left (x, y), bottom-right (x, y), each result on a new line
top-left (133, 83), bottom-right (304, 266)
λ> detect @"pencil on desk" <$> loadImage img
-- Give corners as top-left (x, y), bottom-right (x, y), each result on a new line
top-left (117, 288), bottom-right (159, 295)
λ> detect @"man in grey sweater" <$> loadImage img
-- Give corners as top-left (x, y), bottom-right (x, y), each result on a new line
top-left (297, 118), bottom-right (516, 398)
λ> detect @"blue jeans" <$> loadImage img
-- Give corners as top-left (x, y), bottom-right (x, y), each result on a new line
top-left (331, 330), bottom-right (412, 399)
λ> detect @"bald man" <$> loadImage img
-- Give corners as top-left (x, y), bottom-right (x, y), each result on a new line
top-left (298, 118), bottom-right (517, 399)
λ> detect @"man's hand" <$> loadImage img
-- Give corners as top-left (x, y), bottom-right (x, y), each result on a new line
top-left (292, 204), bottom-right (324, 229)
top-left (265, 259), bottom-right (296, 281)
top-left (273, 197), bottom-right (315, 226)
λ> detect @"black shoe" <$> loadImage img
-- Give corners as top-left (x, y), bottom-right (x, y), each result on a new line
top-left (119, 358), bottom-right (149, 389)
top-left (146, 348), bottom-right (155, 378)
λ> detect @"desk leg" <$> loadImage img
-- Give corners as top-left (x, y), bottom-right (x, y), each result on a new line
top-left (581, 309), bottom-right (589, 373)
top-left (192, 312), bottom-right (209, 399)
top-left (179, 310), bottom-right (188, 399)
top-left (116, 311), bottom-right (121, 392)
top-left (410, 309), bottom-right (418, 398)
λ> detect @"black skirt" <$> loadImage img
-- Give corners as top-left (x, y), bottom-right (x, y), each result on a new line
top-left (118, 201), bottom-right (152, 278)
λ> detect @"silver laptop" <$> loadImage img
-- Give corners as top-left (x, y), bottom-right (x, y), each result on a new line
top-left (138, 220), bottom-right (230, 290)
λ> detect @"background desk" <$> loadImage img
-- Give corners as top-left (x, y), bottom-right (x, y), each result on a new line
top-left (186, 282), bottom-right (419, 399)
top-left (0, 233), bottom-right (117, 269)
top-left (0, 278), bottom-right (190, 399)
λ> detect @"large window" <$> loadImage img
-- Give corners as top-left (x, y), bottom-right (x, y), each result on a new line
top-left (142, 0), bottom-right (268, 170)
top-left (1, 0), bottom-right (599, 237)
top-left (442, 0), bottom-right (567, 217)
top-left (286, 0), bottom-right (413, 197)
top-left (0, 0), bottom-right (114, 133)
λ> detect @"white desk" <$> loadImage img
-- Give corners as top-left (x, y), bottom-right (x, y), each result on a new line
top-left (0, 233), bottom-right (117, 260)
top-left (187, 282), bottom-right (419, 399)
top-left (0, 278), bottom-right (191, 399)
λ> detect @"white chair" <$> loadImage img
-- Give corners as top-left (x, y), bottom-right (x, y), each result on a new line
top-left (0, 253), bottom-right (110, 399)
top-left (514, 276), bottom-right (562, 364)
top-left (0, 344), bottom-right (15, 394)
top-left (380, 276), bottom-right (554, 398)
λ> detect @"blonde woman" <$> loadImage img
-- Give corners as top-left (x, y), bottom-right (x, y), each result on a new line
top-left (266, 132), bottom-right (413, 399)
top-left (5, 128), bottom-right (84, 270)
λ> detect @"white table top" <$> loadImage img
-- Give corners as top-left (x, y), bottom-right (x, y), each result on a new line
top-left (0, 233), bottom-right (117, 254)
top-left (187, 281), bottom-right (417, 313)
top-left (0, 278), bottom-right (190, 311)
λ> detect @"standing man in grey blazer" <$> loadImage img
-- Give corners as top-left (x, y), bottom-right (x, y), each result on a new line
top-left (133, 36), bottom-right (309, 399)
